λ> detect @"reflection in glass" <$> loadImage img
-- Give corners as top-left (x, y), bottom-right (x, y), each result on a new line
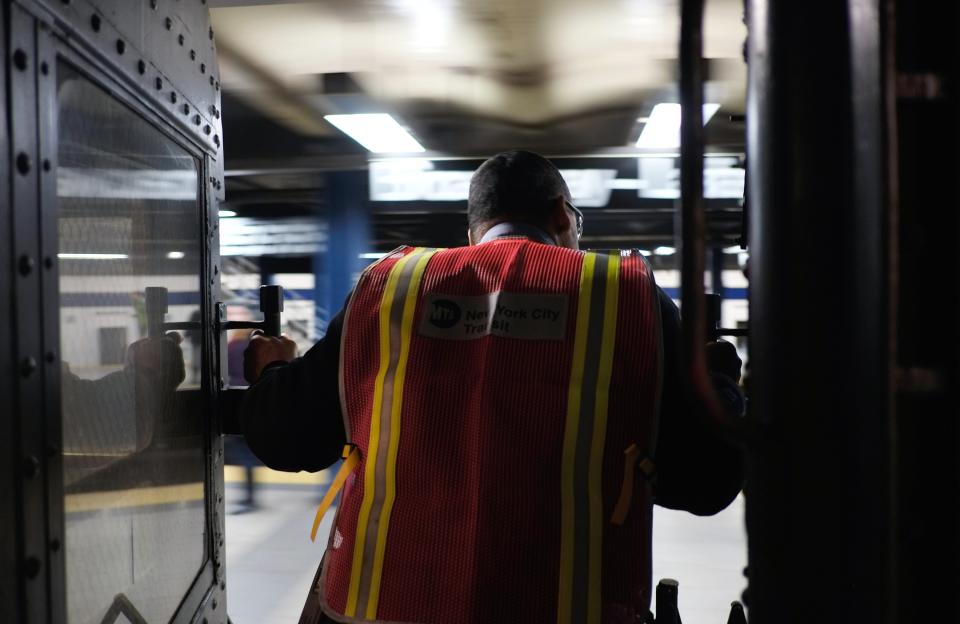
top-left (57, 62), bottom-right (206, 623)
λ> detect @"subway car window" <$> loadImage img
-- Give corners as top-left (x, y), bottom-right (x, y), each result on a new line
top-left (56, 61), bottom-right (206, 623)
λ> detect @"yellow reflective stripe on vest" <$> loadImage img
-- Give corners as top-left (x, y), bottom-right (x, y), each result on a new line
top-left (367, 250), bottom-right (435, 617)
top-left (346, 247), bottom-right (437, 619)
top-left (558, 252), bottom-right (621, 624)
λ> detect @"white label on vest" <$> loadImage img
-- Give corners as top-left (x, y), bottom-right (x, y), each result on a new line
top-left (419, 292), bottom-right (569, 341)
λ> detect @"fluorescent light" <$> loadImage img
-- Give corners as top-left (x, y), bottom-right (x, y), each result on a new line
top-left (653, 246), bottom-right (676, 256)
top-left (324, 114), bottom-right (425, 154)
top-left (636, 103), bottom-right (721, 149)
top-left (218, 210), bottom-right (237, 218)
top-left (167, 251), bottom-right (186, 259)
top-left (724, 245), bottom-right (743, 254)
top-left (359, 252), bottom-right (388, 260)
top-left (638, 249), bottom-right (652, 256)
top-left (58, 253), bottom-right (128, 260)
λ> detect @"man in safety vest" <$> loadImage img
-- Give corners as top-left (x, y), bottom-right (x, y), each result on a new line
top-left (241, 150), bottom-right (744, 624)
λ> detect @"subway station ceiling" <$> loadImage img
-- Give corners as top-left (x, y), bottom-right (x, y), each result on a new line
top-left (208, 0), bottom-right (748, 253)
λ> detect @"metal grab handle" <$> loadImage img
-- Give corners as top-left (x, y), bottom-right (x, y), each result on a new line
top-left (706, 294), bottom-right (749, 340)
top-left (679, 0), bottom-right (742, 435)
top-left (146, 285), bottom-right (285, 338)
top-left (145, 286), bottom-right (200, 336)
top-left (218, 285), bottom-right (285, 337)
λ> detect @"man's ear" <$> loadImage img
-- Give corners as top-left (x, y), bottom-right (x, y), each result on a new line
top-left (549, 196), bottom-right (572, 236)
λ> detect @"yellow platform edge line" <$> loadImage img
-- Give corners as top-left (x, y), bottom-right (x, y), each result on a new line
top-left (224, 465), bottom-right (332, 486)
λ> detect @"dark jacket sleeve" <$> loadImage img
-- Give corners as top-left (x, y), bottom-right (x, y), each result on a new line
top-left (651, 288), bottom-right (745, 515)
top-left (239, 308), bottom-right (347, 473)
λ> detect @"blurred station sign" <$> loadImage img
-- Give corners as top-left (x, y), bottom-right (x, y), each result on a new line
top-left (637, 156), bottom-right (746, 199)
top-left (369, 160), bottom-right (617, 207)
top-left (369, 156), bottom-right (745, 208)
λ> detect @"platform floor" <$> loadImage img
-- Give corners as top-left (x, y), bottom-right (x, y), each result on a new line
top-left (224, 468), bottom-right (746, 624)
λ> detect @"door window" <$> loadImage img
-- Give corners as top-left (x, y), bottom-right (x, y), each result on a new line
top-left (57, 61), bottom-right (207, 624)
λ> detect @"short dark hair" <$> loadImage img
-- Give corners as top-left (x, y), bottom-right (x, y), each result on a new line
top-left (467, 150), bottom-right (571, 235)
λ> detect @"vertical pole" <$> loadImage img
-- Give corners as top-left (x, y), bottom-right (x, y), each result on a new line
top-left (710, 247), bottom-right (725, 297)
top-left (745, 0), bottom-right (892, 620)
top-left (317, 171), bottom-right (371, 332)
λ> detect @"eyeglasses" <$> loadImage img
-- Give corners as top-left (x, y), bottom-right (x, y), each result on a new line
top-left (565, 200), bottom-right (584, 240)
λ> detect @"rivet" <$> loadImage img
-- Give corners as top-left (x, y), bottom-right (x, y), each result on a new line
top-left (150, 0), bottom-right (158, 9)
top-left (200, 63), bottom-right (206, 74)
top-left (165, 17), bottom-right (173, 30)
top-left (220, 581), bottom-right (226, 591)
top-left (24, 557), bottom-right (41, 580)
top-left (45, 350), bottom-right (56, 363)
top-left (215, 81), bottom-right (220, 91)
top-left (40, 61), bottom-right (49, 75)
top-left (178, 34), bottom-right (185, 46)
top-left (218, 448), bottom-right (223, 457)
top-left (203, 125), bottom-right (211, 135)
top-left (43, 256), bottom-right (53, 269)
top-left (155, 77), bottom-right (163, 90)
top-left (16, 152), bottom-right (30, 175)
top-left (190, 49), bottom-right (196, 61)
top-left (170, 91), bottom-right (178, 104)
top-left (23, 455), bottom-right (40, 479)
top-left (18, 255), bottom-right (35, 275)
top-left (13, 49), bottom-right (28, 71)
top-left (209, 27), bottom-right (214, 40)
top-left (50, 539), bottom-right (61, 552)
top-left (21, 357), bottom-right (37, 377)
top-left (42, 159), bottom-right (51, 172)
top-left (115, 39), bottom-right (125, 55)
top-left (212, 599), bottom-right (218, 610)
top-left (182, 103), bottom-right (190, 115)
top-left (209, 75), bottom-right (215, 86)
top-left (214, 135), bottom-right (220, 147)
top-left (214, 265), bottom-right (219, 274)
top-left (137, 60), bottom-right (146, 74)
top-left (61, 0), bottom-right (70, 5)
top-left (193, 114), bottom-right (201, 126)
top-left (90, 14), bottom-right (101, 32)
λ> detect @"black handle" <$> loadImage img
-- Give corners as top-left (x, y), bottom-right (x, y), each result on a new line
top-left (725, 601), bottom-right (747, 624)
top-left (259, 285), bottom-right (283, 337)
top-left (654, 578), bottom-right (682, 624)
top-left (144, 287), bottom-right (169, 338)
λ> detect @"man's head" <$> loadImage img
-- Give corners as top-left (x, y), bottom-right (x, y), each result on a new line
top-left (467, 150), bottom-right (581, 249)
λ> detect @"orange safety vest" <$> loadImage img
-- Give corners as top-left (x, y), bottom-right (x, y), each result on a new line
top-left (308, 239), bottom-right (662, 624)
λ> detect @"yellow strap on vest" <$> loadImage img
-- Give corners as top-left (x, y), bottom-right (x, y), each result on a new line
top-left (610, 444), bottom-right (640, 526)
top-left (310, 444), bottom-right (361, 542)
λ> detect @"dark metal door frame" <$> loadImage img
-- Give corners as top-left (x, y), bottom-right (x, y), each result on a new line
top-left (3, 0), bottom-right (229, 621)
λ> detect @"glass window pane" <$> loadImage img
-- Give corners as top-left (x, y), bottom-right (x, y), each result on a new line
top-left (57, 61), bottom-right (207, 624)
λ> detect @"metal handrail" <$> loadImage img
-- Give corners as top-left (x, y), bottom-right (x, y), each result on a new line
top-left (678, 0), bottom-right (743, 436)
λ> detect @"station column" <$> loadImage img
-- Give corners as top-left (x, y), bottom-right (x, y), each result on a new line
top-left (315, 171), bottom-right (371, 332)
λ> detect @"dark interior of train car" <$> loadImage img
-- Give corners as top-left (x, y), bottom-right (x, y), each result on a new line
top-left (1, 1), bottom-right (957, 623)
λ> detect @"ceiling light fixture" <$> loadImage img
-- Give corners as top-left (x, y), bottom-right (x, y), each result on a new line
top-left (359, 252), bottom-right (388, 260)
top-left (167, 251), bottom-right (186, 259)
top-left (58, 253), bottom-right (128, 260)
top-left (636, 103), bottom-right (721, 149)
top-left (653, 246), bottom-right (676, 256)
top-left (324, 114), bottom-right (425, 154)
top-left (218, 210), bottom-right (237, 218)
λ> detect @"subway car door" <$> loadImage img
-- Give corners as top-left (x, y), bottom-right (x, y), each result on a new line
top-left (2, 1), bottom-right (229, 622)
